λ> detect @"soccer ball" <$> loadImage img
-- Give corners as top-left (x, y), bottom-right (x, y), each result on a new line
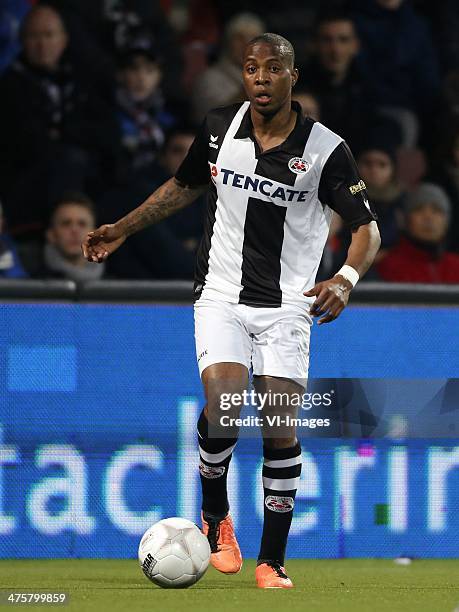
top-left (138, 517), bottom-right (211, 588)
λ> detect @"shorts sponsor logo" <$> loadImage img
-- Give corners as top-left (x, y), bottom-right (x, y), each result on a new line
top-left (265, 495), bottom-right (295, 513)
top-left (199, 462), bottom-right (225, 479)
top-left (349, 180), bottom-right (366, 195)
top-left (197, 349), bottom-right (208, 362)
top-left (288, 157), bottom-right (310, 174)
top-left (142, 553), bottom-right (157, 577)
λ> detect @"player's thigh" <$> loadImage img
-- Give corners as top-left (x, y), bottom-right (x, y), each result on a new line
top-left (194, 299), bottom-right (251, 422)
top-left (194, 299), bottom-right (252, 376)
top-left (251, 306), bottom-right (311, 388)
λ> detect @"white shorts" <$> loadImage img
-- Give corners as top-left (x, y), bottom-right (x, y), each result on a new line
top-left (194, 298), bottom-right (312, 385)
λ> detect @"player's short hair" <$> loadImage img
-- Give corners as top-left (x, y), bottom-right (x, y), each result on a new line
top-left (247, 33), bottom-right (295, 68)
top-left (49, 192), bottom-right (96, 226)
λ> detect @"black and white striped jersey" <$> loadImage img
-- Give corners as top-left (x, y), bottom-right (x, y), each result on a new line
top-left (176, 101), bottom-right (377, 308)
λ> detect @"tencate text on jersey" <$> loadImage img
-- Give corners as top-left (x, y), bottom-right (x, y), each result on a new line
top-left (211, 165), bottom-right (310, 204)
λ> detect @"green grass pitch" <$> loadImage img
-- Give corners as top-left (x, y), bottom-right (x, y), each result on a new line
top-left (1, 559), bottom-right (458, 612)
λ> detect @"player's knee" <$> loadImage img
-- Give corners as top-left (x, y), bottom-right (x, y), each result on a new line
top-left (204, 381), bottom-right (246, 424)
top-left (204, 403), bottom-right (224, 425)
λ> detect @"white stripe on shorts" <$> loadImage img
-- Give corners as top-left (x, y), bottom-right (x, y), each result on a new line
top-left (199, 443), bottom-right (236, 464)
top-left (263, 455), bottom-right (302, 469)
top-left (263, 476), bottom-right (300, 491)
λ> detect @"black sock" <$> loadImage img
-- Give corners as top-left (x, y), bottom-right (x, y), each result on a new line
top-left (197, 410), bottom-right (238, 519)
top-left (257, 442), bottom-right (302, 565)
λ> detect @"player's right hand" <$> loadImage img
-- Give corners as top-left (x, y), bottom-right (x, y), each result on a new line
top-left (81, 224), bottom-right (126, 263)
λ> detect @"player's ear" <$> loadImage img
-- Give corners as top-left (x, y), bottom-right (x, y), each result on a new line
top-left (291, 68), bottom-right (299, 88)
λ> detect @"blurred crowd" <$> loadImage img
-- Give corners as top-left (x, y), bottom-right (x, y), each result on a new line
top-left (0, 0), bottom-right (459, 284)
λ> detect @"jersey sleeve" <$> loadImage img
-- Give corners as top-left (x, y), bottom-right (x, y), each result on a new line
top-left (318, 141), bottom-right (378, 230)
top-left (174, 118), bottom-right (211, 187)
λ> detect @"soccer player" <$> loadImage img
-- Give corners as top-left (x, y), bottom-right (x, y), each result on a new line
top-left (82, 34), bottom-right (381, 588)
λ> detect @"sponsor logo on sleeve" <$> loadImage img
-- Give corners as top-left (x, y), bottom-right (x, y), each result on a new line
top-left (349, 180), bottom-right (366, 195)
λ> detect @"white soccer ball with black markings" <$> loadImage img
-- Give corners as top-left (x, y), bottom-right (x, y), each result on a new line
top-left (138, 517), bottom-right (211, 588)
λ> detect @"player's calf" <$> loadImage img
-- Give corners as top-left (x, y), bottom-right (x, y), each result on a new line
top-left (197, 409), bottom-right (242, 573)
top-left (256, 440), bottom-right (301, 586)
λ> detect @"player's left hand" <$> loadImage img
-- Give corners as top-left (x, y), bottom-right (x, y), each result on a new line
top-left (304, 275), bottom-right (353, 325)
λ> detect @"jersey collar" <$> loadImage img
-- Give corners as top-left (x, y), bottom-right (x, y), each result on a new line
top-left (234, 100), bottom-right (307, 154)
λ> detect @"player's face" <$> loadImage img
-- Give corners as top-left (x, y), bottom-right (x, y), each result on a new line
top-left (243, 43), bottom-right (298, 116)
top-left (48, 204), bottom-right (95, 260)
top-left (23, 8), bottom-right (68, 70)
top-left (358, 151), bottom-right (393, 189)
top-left (317, 21), bottom-right (358, 75)
top-left (407, 204), bottom-right (448, 243)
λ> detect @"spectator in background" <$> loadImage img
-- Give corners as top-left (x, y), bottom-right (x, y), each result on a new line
top-left (351, 0), bottom-right (440, 146)
top-left (115, 43), bottom-right (174, 184)
top-left (0, 4), bottom-right (119, 238)
top-left (39, 0), bottom-right (183, 109)
top-left (377, 183), bottom-right (459, 283)
top-left (99, 126), bottom-right (204, 280)
top-left (154, 128), bottom-right (205, 254)
top-left (299, 11), bottom-right (373, 151)
top-left (293, 89), bottom-right (321, 121)
top-left (429, 124), bottom-right (459, 252)
top-left (410, 0), bottom-right (459, 75)
top-left (191, 13), bottom-right (265, 123)
top-left (32, 192), bottom-right (105, 282)
top-left (357, 142), bottom-right (406, 257)
top-left (0, 200), bottom-right (27, 278)
top-left (0, 0), bottom-right (31, 74)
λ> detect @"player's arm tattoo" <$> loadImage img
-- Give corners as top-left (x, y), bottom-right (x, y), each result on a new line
top-left (116, 178), bottom-right (207, 237)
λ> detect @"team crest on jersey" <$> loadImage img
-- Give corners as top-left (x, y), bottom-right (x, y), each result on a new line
top-left (288, 157), bottom-right (310, 174)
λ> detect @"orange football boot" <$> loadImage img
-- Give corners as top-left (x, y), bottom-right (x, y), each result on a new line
top-left (255, 561), bottom-right (293, 588)
top-left (201, 512), bottom-right (242, 574)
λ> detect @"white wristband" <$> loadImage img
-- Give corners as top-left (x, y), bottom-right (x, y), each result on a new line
top-left (336, 265), bottom-right (359, 287)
